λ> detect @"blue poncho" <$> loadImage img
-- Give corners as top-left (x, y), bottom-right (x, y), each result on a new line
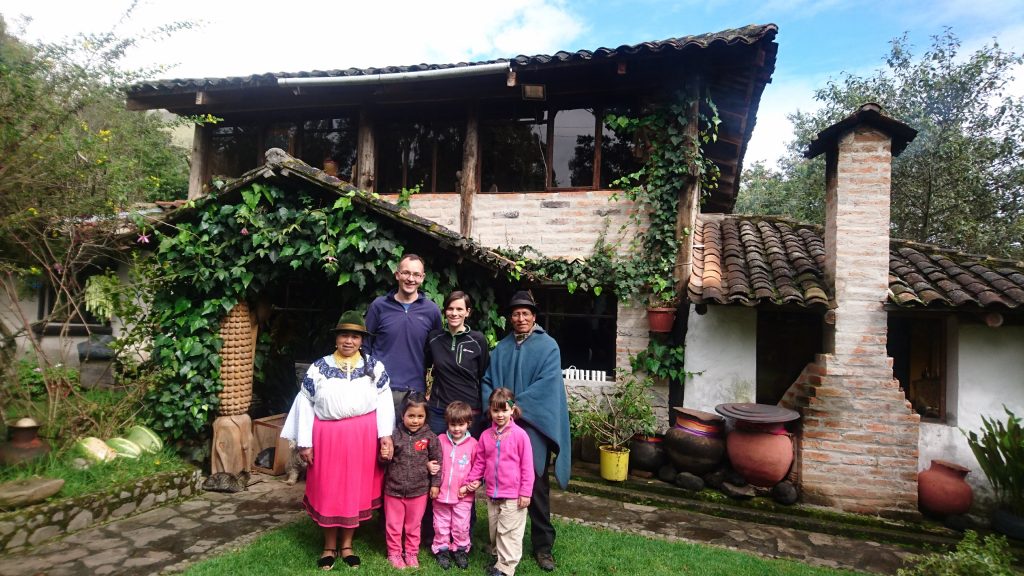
top-left (481, 326), bottom-right (571, 489)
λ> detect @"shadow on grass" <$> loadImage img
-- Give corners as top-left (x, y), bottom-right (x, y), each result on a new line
top-left (182, 504), bottom-right (865, 576)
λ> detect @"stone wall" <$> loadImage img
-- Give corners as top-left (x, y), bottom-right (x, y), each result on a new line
top-left (384, 190), bottom-right (639, 259)
top-left (0, 468), bottom-right (201, 553)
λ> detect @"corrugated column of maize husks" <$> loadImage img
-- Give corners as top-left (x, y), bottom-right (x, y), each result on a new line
top-left (218, 301), bottom-right (256, 416)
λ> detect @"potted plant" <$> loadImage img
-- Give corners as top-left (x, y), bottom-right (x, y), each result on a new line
top-left (645, 276), bottom-right (678, 333)
top-left (570, 373), bottom-right (657, 481)
top-left (963, 406), bottom-right (1024, 539)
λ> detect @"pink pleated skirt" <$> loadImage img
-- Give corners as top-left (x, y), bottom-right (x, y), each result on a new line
top-left (303, 412), bottom-right (384, 528)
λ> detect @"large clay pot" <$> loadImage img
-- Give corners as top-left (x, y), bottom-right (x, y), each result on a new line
top-left (663, 408), bottom-right (725, 475)
top-left (629, 435), bottom-right (665, 472)
top-left (599, 445), bottom-right (630, 482)
top-left (918, 459), bottom-right (973, 518)
top-left (0, 418), bottom-right (51, 466)
top-left (726, 425), bottom-right (793, 487)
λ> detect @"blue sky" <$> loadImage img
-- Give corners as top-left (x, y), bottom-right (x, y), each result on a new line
top-left (4, 0), bottom-right (1023, 165)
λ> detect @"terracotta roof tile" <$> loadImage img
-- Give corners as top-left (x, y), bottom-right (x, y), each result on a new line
top-left (126, 25), bottom-right (778, 95)
top-left (689, 214), bottom-right (1024, 310)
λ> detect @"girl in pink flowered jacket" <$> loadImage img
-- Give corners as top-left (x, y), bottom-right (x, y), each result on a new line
top-left (430, 401), bottom-right (478, 570)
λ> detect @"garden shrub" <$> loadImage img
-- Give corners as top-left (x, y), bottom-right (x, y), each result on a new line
top-left (896, 530), bottom-right (1017, 576)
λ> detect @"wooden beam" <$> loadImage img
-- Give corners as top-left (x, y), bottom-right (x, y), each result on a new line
top-left (355, 108), bottom-right (375, 191)
top-left (675, 74), bottom-right (701, 297)
top-left (188, 124), bottom-right (212, 200)
top-left (460, 102), bottom-right (480, 237)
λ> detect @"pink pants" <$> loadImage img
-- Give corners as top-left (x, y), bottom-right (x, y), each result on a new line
top-left (384, 494), bottom-right (429, 558)
top-left (431, 499), bottom-right (474, 553)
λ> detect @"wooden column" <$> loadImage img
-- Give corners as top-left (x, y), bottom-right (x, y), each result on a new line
top-left (355, 108), bottom-right (375, 192)
top-left (187, 124), bottom-right (212, 200)
top-left (674, 75), bottom-right (701, 295)
top-left (459, 102), bottom-right (480, 237)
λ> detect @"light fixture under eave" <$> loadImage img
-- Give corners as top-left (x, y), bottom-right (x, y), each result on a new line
top-left (522, 84), bottom-right (546, 101)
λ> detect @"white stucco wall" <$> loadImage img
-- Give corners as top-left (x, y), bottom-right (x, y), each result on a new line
top-left (918, 321), bottom-right (1024, 512)
top-left (0, 283), bottom-right (82, 367)
top-left (682, 304), bottom-right (757, 413)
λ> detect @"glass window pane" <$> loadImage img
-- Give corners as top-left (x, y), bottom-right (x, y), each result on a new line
top-left (433, 124), bottom-right (464, 193)
top-left (210, 125), bottom-right (259, 179)
top-left (265, 122), bottom-right (298, 155)
top-left (536, 288), bottom-right (617, 372)
top-left (551, 108), bottom-right (596, 188)
top-left (302, 117), bottom-right (357, 180)
top-left (377, 122), bottom-right (463, 193)
top-left (481, 117), bottom-right (547, 192)
top-left (600, 108), bottom-right (642, 188)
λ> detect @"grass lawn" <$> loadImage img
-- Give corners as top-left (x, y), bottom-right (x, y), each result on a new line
top-left (182, 510), bottom-right (864, 576)
top-left (0, 447), bottom-right (188, 501)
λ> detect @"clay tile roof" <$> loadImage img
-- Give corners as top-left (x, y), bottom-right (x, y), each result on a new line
top-left (689, 214), bottom-right (1024, 311)
top-left (689, 214), bottom-right (829, 307)
top-left (888, 246), bottom-right (1024, 310)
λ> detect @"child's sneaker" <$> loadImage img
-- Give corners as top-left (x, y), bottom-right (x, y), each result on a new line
top-left (453, 548), bottom-right (469, 569)
top-left (434, 550), bottom-right (452, 570)
top-left (388, 553), bottom-right (406, 569)
top-left (405, 553), bottom-right (420, 568)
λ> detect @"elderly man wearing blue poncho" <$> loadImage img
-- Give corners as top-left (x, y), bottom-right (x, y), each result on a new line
top-left (481, 290), bottom-right (570, 573)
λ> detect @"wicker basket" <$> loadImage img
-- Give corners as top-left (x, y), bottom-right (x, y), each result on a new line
top-left (218, 301), bottom-right (256, 416)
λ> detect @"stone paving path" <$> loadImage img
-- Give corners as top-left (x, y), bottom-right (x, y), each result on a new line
top-left (0, 473), bottom-right (924, 575)
top-left (0, 477), bottom-right (305, 576)
top-left (552, 490), bottom-right (918, 574)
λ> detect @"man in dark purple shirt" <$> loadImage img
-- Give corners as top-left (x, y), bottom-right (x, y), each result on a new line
top-left (365, 254), bottom-right (442, 411)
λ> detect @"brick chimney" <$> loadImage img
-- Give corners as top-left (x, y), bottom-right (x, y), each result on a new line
top-left (780, 103), bottom-right (921, 518)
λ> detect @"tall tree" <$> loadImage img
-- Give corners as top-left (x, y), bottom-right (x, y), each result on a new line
top-left (0, 9), bottom-right (193, 429)
top-left (736, 29), bottom-right (1024, 258)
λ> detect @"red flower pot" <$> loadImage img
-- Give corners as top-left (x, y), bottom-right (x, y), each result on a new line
top-left (646, 307), bottom-right (676, 333)
top-left (726, 427), bottom-right (793, 487)
top-left (918, 459), bottom-right (972, 517)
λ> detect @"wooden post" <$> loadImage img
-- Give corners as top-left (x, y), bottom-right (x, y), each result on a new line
top-left (675, 74), bottom-right (701, 295)
top-left (356, 108), bottom-right (375, 192)
top-left (187, 124), bottom-right (211, 200)
top-left (460, 102), bottom-right (480, 237)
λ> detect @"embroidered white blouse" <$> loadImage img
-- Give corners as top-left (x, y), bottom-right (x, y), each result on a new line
top-left (280, 353), bottom-right (395, 448)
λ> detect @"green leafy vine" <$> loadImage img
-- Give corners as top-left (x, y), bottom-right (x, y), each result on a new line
top-left (143, 182), bottom-right (503, 441)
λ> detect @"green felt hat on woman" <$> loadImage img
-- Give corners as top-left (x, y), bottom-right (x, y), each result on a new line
top-left (331, 310), bottom-right (371, 336)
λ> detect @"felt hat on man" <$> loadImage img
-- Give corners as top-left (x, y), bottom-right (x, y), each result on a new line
top-left (331, 310), bottom-right (372, 336)
top-left (506, 290), bottom-right (538, 314)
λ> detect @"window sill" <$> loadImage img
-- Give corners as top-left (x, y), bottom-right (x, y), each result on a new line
top-left (31, 322), bottom-right (113, 337)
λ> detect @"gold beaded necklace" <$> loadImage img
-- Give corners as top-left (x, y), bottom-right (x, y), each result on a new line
top-left (333, 351), bottom-right (359, 375)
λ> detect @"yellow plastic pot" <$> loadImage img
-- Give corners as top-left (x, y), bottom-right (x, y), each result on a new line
top-left (599, 445), bottom-right (630, 481)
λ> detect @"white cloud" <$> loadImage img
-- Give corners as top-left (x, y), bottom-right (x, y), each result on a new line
top-left (745, 74), bottom-right (824, 167)
top-left (2, 0), bottom-right (587, 78)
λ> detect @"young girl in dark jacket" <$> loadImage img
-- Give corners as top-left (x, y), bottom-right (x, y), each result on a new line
top-left (384, 392), bottom-right (441, 569)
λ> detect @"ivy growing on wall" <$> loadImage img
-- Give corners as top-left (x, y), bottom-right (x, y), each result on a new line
top-left (144, 182), bottom-right (503, 440)
top-left (512, 89), bottom-right (721, 306)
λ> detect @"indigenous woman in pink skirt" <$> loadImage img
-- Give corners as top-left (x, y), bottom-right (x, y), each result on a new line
top-left (282, 310), bottom-right (395, 570)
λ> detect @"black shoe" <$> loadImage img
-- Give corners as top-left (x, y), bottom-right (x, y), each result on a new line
top-left (453, 549), bottom-right (469, 569)
top-left (435, 550), bottom-right (452, 570)
top-left (486, 567), bottom-right (508, 576)
top-left (535, 552), bottom-right (556, 572)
